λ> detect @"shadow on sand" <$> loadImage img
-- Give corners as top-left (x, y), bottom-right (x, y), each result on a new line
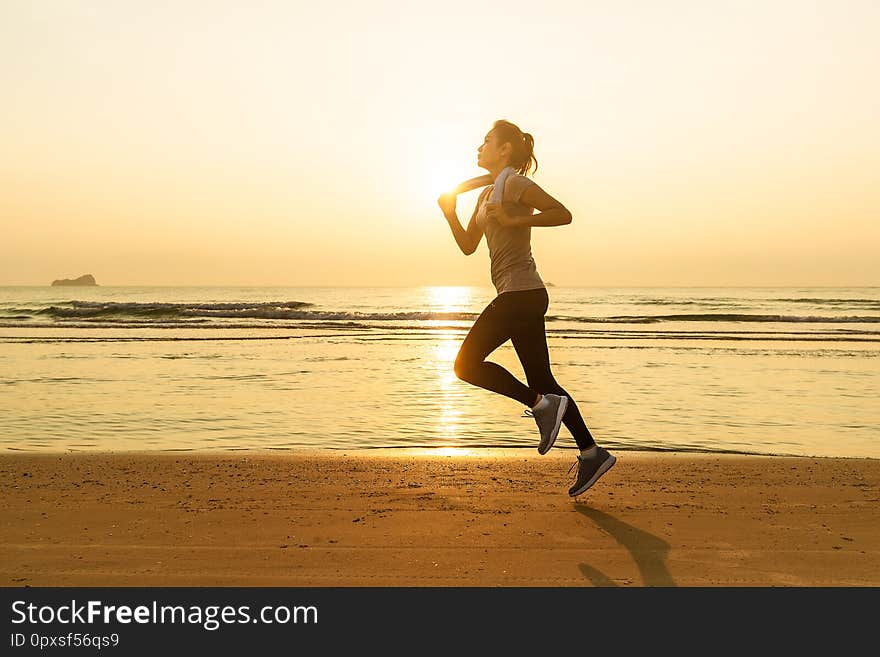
top-left (575, 504), bottom-right (676, 587)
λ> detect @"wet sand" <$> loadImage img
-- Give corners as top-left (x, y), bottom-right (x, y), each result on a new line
top-left (1, 450), bottom-right (878, 586)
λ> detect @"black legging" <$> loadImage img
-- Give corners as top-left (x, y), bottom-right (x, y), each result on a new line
top-left (453, 287), bottom-right (596, 449)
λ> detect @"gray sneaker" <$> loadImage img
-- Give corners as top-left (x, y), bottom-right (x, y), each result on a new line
top-left (523, 394), bottom-right (568, 455)
top-left (568, 446), bottom-right (616, 496)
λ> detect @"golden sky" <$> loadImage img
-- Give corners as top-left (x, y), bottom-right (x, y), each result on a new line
top-left (2, 1), bottom-right (878, 286)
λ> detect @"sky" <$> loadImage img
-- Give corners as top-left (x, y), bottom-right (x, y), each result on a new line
top-left (2, 0), bottom-right (879, 287)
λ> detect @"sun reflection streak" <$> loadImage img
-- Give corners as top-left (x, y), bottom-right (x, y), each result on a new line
top-left (434, 340), bottom-right (459, 365)
top-left (425, 287), bottom-right (475, 447)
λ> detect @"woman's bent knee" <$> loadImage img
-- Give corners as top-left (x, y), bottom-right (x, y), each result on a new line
top-left (454, 357), bottom-right (476, 381)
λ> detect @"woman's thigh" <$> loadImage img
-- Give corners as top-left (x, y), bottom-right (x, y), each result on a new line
top-left (455, 296), bottom-right (515, 365)
top-left (511, 316), bottom-right (554, 389)
top-left (457, 289), bottom-right (546, 365)
top-left (510, 290), bottom-right (554, 387)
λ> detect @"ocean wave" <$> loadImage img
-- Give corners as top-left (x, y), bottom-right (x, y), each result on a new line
top-left (770, 297), bottom-right (880, 308)
top-left (3, 326), bottom-right (878, 344)
top-left (34, 300), bottom-right (476, 322)
top-left (9, 299), bottom-right (880, 326)
top-left (41, 309), bottom-right (475, 321)
top-left (619, 297), bottom-right (880, 308)
top-left (771, 297), bottom-right (879, 303)
top-left (37, 300), bottom-right (315, 319)
top-left (559, 313), bottom-right (880, 324)
top-left (607, 298), bottom-right (739, 306)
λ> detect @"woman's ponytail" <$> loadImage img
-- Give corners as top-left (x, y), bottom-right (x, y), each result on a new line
top-left (492, 120), bottom-right (539, 176)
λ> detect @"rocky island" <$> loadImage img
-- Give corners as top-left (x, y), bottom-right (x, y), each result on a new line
top-left (51, 274), bottom-right (98, 286)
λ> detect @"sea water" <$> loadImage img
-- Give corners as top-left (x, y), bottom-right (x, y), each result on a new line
top-left (1, 286), bottom-right (878, 458)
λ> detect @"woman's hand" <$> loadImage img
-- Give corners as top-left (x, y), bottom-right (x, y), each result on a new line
top-left (485, 203), bottom-right (521, 227)
top-left (437, 191), bottom-right (456, 217)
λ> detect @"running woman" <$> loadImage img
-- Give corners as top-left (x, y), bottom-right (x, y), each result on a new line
top-left (437, 119), bottom-right (615, 496)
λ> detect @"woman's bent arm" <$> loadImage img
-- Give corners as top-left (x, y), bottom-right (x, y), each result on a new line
top-left (517, 184), bottom-right (573, 227)
top-left (444, 210), bottom-right (480, 255)
top-left (518, 207), bottom-right (572, 227)
top-left (438, 187), bottom-right (486, 255)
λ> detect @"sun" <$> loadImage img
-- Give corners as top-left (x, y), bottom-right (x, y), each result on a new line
top-left (402, 123), bottom-right (484, 201)
top-left (424, 157), bottom-right (473, 199)
top-left (391, 122), bottom-right (489, 211)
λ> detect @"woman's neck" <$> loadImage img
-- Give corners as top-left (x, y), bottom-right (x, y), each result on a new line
top-left (488, 164), bottom-right (513, 181)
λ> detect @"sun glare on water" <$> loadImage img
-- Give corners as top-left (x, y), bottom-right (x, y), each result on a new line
top-left (427, 285), bottom-right (473, 313)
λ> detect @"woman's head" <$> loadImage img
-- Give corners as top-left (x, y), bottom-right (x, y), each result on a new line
top-left (477, 119), bottom-right (538, 176)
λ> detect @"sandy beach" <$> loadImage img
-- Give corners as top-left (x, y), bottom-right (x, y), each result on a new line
top-left (1, 450), bottom-right (878, 587)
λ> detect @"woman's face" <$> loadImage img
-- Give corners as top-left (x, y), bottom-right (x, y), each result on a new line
top-left (477, 130), bottom-right (509, 170)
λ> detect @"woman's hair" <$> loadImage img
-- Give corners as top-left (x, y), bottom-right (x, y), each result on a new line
top-left (491, 119), bottom-right (538, 176)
